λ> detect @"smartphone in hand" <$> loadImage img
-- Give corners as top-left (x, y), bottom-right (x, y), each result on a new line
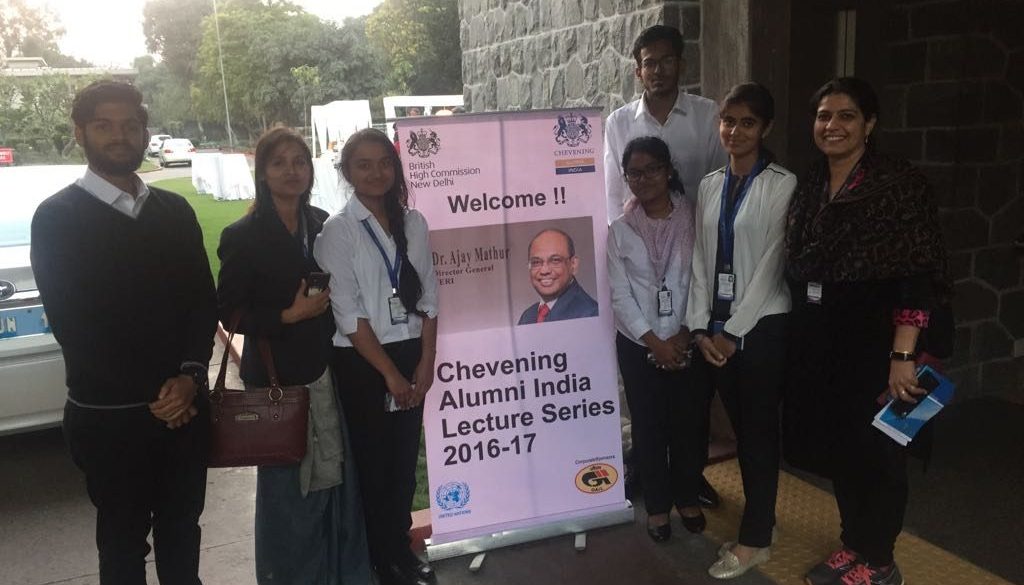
top-left (306, 272), bottom-right (330, 296)
top-left (892, 369), bottom-right (941, 418)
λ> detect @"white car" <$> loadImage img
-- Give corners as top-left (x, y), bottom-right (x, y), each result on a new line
top-left (0, 165), bottom-right (85, 435)
top-left (158, 138), bottom-right (195, 167)
top-left (148, 134), bottom-right (172, 156)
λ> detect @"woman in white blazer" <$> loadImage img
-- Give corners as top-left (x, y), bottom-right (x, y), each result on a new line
top-left (686, 83), bottom-right (797, 579)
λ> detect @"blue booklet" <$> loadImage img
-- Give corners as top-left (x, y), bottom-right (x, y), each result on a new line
top-left (871, 365), bottom-right (955, 446)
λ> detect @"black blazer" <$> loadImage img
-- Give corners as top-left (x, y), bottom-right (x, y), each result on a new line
top-left (217, 205), bottom-right (335, 387)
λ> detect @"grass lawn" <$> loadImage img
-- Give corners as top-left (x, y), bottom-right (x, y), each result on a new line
top-left (154, 176), bottom-right (434, 512)
top-left (138, 159), bottom-right (160, 173)
top-left (150, 177), bottom-right (251, 278)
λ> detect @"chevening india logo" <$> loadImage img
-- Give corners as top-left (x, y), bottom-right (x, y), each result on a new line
top-left (406, 128), bottom-right (441, 158)
top-left (574, 463), bottom-right (619, 494)
top-left (553, 112), bottom-right (592, 147)
top-left (435, 481), bottom-right (471, 510)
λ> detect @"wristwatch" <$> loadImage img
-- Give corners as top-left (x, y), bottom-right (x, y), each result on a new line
top-left (180, 363), bottom-right (208, 389)
top-left (888, 350), bottom-right (917, 362)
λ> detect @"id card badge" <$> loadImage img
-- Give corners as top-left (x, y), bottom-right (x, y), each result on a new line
top-left (657, 287), bottom-right (673, 316)
top-left (717, 272), bottom-right (736, 301)
top-left (388, 294), bottom-right (408, 324)
top-left (807, 282), bottom-right (823, 305)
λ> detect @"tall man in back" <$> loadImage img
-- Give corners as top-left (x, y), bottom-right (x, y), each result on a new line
top-left (31, 80), bottom-right (217, 585)
top-left (603, 25), bottom-right (727, 508)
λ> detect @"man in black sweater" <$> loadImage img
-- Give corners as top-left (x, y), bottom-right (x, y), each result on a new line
top-left (30, 80), bottom-right (217, 585)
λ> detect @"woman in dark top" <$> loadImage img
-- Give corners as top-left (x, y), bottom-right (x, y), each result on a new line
top-left (217, 127), bottom-right (370, 585)
top-left (785, 78), bottom-right (951, 585)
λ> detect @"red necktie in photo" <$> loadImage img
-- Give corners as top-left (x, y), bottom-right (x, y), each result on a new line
top-left (536, 304), bottom-right (550, 323)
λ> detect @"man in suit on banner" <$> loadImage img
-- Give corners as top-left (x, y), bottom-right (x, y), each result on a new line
top-left (518, 228), bottom-right (598, 325)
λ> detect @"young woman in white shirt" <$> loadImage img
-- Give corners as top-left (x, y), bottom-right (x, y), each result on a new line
top-left (607, 136), bottom-right (710, 543)
top-left (313, 128), bottom-right (439, 585)
top-left (687, 82), bottom-right (796, 579)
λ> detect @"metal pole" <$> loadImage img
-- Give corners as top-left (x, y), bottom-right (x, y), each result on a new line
top-left (212, 0), bottom-right (234, 149)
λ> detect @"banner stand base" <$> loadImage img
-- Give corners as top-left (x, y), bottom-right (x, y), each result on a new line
top-left (424, 502), bottom-right (635, 562)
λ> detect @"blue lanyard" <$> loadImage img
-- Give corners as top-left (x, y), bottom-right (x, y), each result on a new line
top-left (717, 154), bottom-right (768, 271)
top-left (360, 219), bottom-right (402, 292)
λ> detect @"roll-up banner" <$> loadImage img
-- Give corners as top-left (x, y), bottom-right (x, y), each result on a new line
top-left (398, 109), bottom-right (632, 560)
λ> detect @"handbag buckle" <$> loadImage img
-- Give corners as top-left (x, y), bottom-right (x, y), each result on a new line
top-left (268, 386), bottom-right (283, 403)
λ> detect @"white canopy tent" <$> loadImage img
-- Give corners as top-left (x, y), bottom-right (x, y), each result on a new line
top-left (191, 153), bottom-right (255, 201)
top-left (309, 100), bottom-right (373, 214)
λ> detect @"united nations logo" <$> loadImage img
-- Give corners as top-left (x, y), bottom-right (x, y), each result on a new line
top-left (574, 463), bottom-right (618, 494)
top-left (406, 128), bottom-right (441, 158)
top-left (435, 481), bottom-right (471, 510)
top-left (553, 112), bottom-right (592, 147)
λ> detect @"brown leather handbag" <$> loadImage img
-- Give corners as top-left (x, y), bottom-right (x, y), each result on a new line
top-left (207, 315), bottom-right (309, 468)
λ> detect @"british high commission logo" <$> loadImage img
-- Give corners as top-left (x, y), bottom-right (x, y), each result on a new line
top-left (406, 128), bottom-right (441, 158)
top-left (553, 112), bottom-right (592, 147)
top-left (574, 463), bottom-right (619, 494)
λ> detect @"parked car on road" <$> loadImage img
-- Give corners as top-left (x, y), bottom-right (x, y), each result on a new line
top-left (0, 165), bottom-right (84, 435)
top-left (158, 138), bottom-right (196, 167)
top-left (148, 134), bottom-right (172, 156)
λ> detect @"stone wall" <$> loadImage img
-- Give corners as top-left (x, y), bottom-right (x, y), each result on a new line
top-left (879, 0), bottom-right (1024, 401)
top-left (458, 0), bottom-right (703, 114)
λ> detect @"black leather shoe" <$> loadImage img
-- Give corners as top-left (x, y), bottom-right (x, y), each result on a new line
top-left (698, 475), bottom-right (720, 509)
top-left (679, 510), bottom-right (706, 534)
top-left (647, 522), bottom-right (671, 542)
top-left (380, 563), bottom-right (430, 585)
top-left (399, 550), bottom-right (436, 582)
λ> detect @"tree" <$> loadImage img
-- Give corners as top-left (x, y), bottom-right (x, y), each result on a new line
top-left (365, 0), bottom-right (462, 95)
top-left (0, 0), bottom-right (91, 67)
top-left (0, 74), bottom-right (97, 161)
top-left (142, 0), bottom-right (213, 82)
top-left (133, 56), bottom-right (193, 135)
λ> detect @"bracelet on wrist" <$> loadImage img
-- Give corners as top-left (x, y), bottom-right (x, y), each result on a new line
top-left (889, 350), bottom-right (917, 362)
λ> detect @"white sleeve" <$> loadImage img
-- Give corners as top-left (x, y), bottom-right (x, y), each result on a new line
top-left (603, 117), bottom-right (627, 225)
top-left (313, 216), bottom-right (368, 336)
top-left (686, 178), bottom-right (714, 332)
top-left (723, 174), bottom-right (797, 337)
top-left (407, 210), bottom-right (438, 318)
top-left (607, 226), bottom-right (652, 340)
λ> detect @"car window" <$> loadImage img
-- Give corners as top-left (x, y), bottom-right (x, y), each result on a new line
top-left (165, 139), bottom-right (192, 148)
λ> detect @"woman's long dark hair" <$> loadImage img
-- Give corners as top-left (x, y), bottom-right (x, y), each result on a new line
top-left (339, 128), bottom-right (424, 316)
top-left (252, 127), bottom-right (315, 216)
top-left (621, 136), bottom-right (686, 195)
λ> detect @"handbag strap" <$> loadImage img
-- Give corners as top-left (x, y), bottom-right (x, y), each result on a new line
top-left (213, 310), bottom-right (282, 392)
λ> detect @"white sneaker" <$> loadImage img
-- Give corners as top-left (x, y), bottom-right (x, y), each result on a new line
top-left (708, 546), bottom-right (771, 579)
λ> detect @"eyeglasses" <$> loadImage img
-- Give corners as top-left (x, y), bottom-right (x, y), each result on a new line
top-left (624, 164), bottom-right (667, 182)
top-left (640, 56), bottom-right (679, 72)
top-left (528, 255), bottom-right (569, 270)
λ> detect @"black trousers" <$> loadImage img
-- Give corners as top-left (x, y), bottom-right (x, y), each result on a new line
top-left (63, 400), bottom-right (209, 585)
top-left (701, 314), bottom-right (787, 547)
top-left (616, 333), bottom-right (712, 515)
top-left (332, 339), bottom-right (423, 572)
top-left (833, 415), bottom-right (909, 566)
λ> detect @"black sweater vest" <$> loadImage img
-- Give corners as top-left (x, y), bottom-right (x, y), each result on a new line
top-left (30, 183), bottom-right (217, 406)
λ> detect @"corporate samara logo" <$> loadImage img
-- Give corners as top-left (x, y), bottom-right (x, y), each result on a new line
top-left (406, 128), bottom-right (441, 158)
top-left (435, 481), bottom-right (471, 511)
top-left (574, 463), bottom-right (618, 494)
top-left (553, 112), bottom-right (592, 147)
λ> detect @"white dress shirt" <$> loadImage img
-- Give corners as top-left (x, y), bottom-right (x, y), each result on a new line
top-left (604, 91), bottom-right (727, 222)
top-left (686, 163), bottom-right (796, 339)
top-left (313, 195), bottom-right (438, 348)
top-left (76, 168), bottom-right (150, 218)
top-left (607, 195), bottom-right (694, 347)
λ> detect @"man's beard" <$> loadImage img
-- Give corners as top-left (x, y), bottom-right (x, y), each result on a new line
top-left (82, 139), bottom-right (145, 175)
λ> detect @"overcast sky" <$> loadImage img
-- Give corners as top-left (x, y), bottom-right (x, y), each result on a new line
top-left (23, 0), bottom-right (384, 68)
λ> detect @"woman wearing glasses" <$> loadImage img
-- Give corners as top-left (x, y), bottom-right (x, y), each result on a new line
top-left (686, 83), bottom-right (796, 579)
top-left (607, 135), bottom-right (709, 543)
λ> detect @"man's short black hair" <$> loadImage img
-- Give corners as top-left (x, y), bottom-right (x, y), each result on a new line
top-left (632, 25), bottom-right (684, 64)
top-left (71, 80), bottom-right (148, 128)
top-left (529, 228), bottom-right (576, 259)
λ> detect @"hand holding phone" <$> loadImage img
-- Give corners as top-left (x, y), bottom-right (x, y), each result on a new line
top-left (306, 272), bottom-right (330, 296)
